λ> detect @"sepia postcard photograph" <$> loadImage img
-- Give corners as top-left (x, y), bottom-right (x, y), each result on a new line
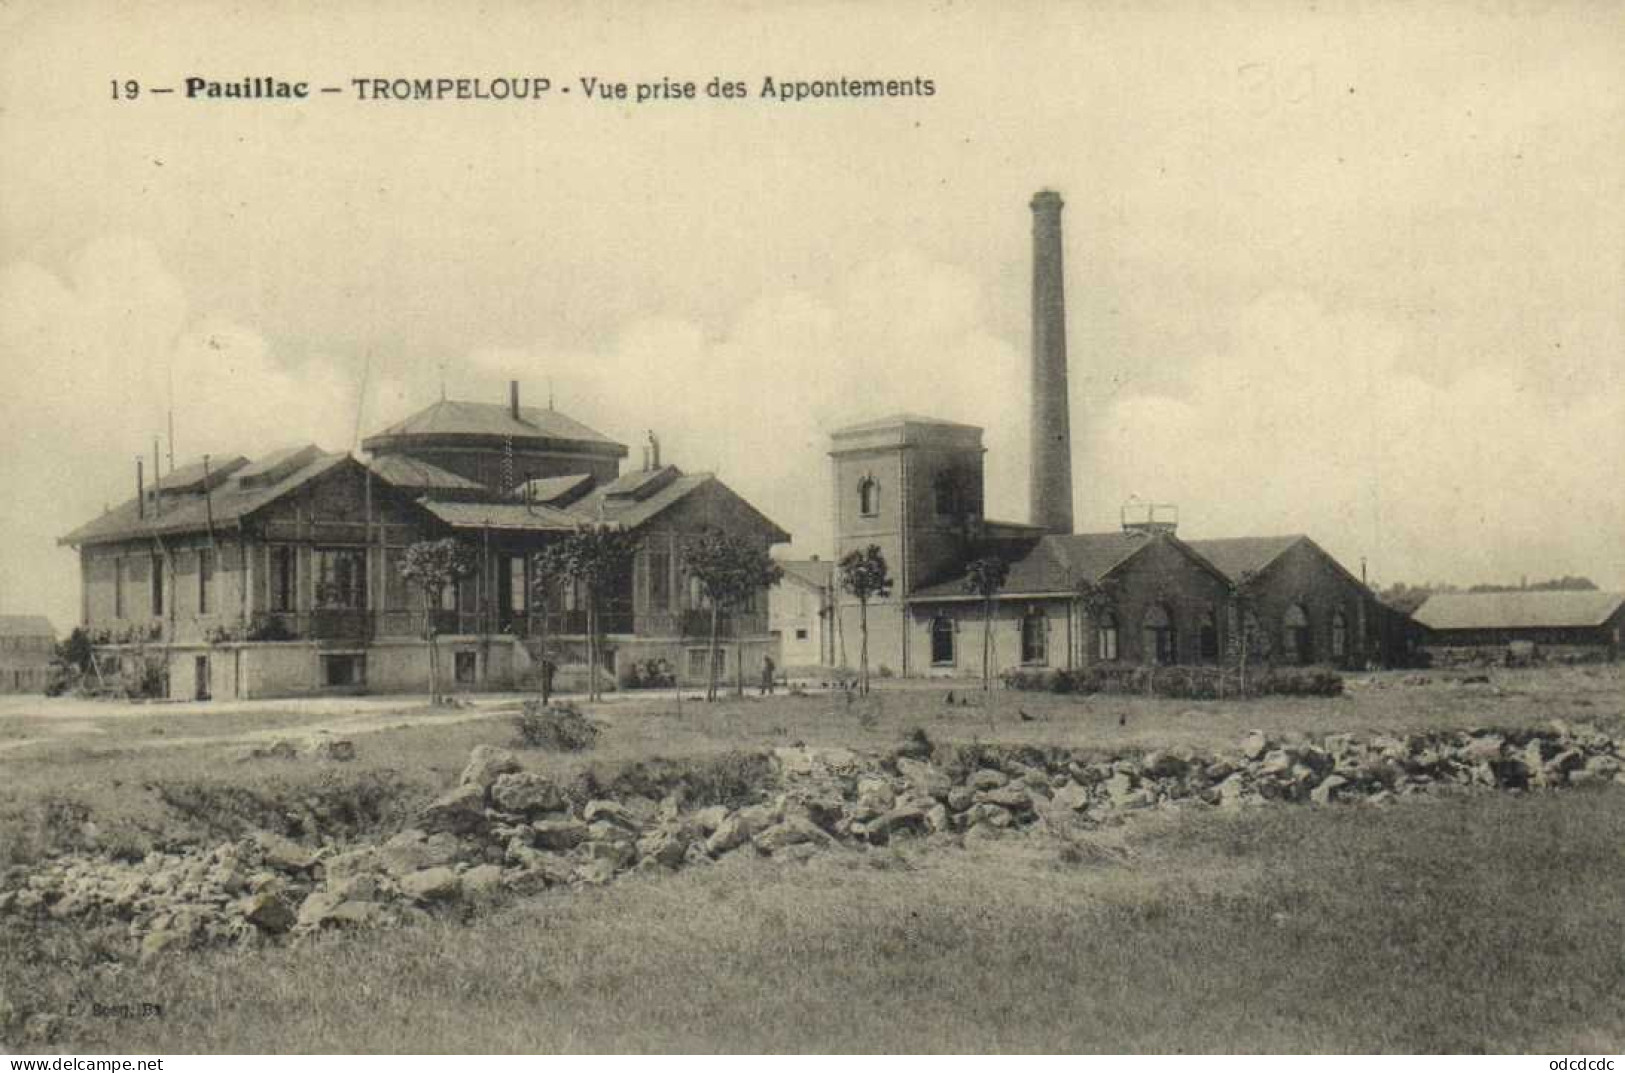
top-left (1, 0), bottom-right (1622, 1059)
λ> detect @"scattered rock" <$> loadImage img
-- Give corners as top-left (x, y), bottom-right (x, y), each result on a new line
top-left (1310, 774), bottom-right (1349, 805)
top-left (459, 745), bottom-right (522, 792)
top-left (242, 890), bottom-right (296, 933)
top-left (419, 784), bottom-right (489, 836)
top-left (398, 866), bottom-right (462, 903)
top-left (253, 831), bottom-right (317, 873)
top-left (490, 772), bottom-right (565, 815)
top-left (531, 818), bottom-right (589, 850)
top-left (1240, 730), bottom-right (1270, 761)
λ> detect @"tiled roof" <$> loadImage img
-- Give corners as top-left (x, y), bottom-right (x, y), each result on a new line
top-left (366, 455), bottom-right (484, 492)
top-left (363, 399), bottom-right (624, 451)
top-left (567, 470), bottom-right (791, 544)
top-left (778, 559), bottom-right (833, 590)
top-left (567, 472), bottom-right (715, 529)
top-left (1182, 535), bottom-right (1306, 581)
top-left (598, 465), bottom-right (680, 501)
top-left (520, 474), bottom-right (595, 506)
top-left (417, 500), bottom-right (584, 533)
top-left (912, 531), bottom-right (1156, 599)
top-left (61, 452), bottom-right (351, 547)
top-left (0, 615), bottom-right (55, 639)
top-left (1414, 591), bottom-right (1625, 631)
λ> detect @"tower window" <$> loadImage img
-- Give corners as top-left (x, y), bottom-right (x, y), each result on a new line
top-left (858, 477), bottom-right (879, 517)
top-left (930, 616), bottom-right (956, 665)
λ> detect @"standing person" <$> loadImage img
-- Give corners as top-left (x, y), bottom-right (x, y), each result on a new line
top-left (760, 654), bottom-right (777, 696)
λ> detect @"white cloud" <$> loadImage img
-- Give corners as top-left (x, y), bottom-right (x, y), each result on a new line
top-left (1083, 290), bottom-right (1625, 590)
top-left (0, 238), bottom-right (364, 629)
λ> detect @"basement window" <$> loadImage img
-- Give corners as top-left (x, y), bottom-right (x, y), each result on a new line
top-left (321, 654), bottom-right (366, 688)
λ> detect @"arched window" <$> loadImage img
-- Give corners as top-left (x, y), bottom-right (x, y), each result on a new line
top-left (1283, 603), bottom-right (1312, 665)
top-left (930, 616), bottom-right (956, 665)
top-left (1096, 610), bottom-right (1119, 661)
top-left (1020, 608), bottom-right (1048, 665)
top-left (858, 477), bottom-right (879, 517)
top-left (1142, 604), bottom-right (1177, 665)
top-left (1199, 606), bottom-right (1220, 662)
top-left (1331, 610), bottom-right (1349, 662)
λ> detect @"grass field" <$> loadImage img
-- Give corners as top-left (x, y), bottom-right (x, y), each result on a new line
top-left (10, 787), bottom-right (1624, 1053)
top-left (3, 665), bottom-right (1621, 864)
top-left (2, 665), bottom-right (1623, 1052)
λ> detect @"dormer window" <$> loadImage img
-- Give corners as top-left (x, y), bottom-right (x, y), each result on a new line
top-left (858, 477), bottom-right (879, 517)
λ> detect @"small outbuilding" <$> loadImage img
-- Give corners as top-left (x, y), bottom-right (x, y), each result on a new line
top-left (0, 615), bottom-right (57, 693)
top-left (1413, 591), bottom-right (1625, 659)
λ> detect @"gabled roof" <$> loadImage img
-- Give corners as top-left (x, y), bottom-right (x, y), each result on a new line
top-left (363, 399), bottom-right (625, 454)
top-left (778, 559), bottom-right (834, 591)
top-left (366, 454), bottom-right (485, 493)
top-left (1413, 591), bottom-right (1625, 631)
top-left (598, 465), bottom-right (680, 501)
top-left (153, 455), bottom-right (250, 493)
top-left (0, 615), bottom-right (55, 639)
top-left (61, 452), bottom-right (353, 547)
top-left (911, 531), bottom-right (1180, 600)
top-left (521, 474), bottom-right (595, 507)
top-left (417, 499), bottom-right (584, 533)
top-left (566, 470), bottom-right (791, 543)
top-left (1182, 535), bottom-right (1306, 581)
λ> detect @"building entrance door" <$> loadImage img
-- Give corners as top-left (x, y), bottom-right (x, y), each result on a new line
top-left (194, 655), bottom-right (211, 701)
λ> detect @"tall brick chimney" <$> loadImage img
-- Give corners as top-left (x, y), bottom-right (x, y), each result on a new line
top-left (1029, 189), bottom-right (1074, 534)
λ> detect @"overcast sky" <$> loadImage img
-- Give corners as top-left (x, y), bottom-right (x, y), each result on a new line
top-left (2, 0), bottom-right (1621, 630)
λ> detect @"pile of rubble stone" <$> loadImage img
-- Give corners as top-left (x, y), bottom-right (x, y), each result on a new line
top-left (3, 720), bottom-right (1621, 963)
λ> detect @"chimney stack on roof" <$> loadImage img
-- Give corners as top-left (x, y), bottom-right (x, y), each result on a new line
top-left (1029, 189), bottom-right (1075, 535)
top-left (509, 380), bottom-right (520, 421)
top-left (136, 457), bottom-right (145, 519)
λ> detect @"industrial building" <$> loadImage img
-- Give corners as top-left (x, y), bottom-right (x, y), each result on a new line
top-left (830, 190), bottom-right (1411, 679)
top-left (0, 615), bottom-right (56, 694)
top-left (61, 388), bottom-right (788, 700)
top-left (1414, 591), bottom-right (1624, 659)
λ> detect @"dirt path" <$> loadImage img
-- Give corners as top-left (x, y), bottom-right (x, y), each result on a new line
top-left (0, 695), bottom-right (531, 756)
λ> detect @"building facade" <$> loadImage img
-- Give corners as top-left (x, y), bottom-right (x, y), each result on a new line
top-left (769, 559), bottom-right (835, 670)
top-left (0, 615), bottom-right (56, 694)
top-left (62, 385), bottom-right (788, 700)
top-left (1414, 591), bottom-right (1625, 658)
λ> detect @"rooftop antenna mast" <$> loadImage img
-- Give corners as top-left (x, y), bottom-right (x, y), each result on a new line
top-left (166, 360), bottom-right (176, 475)
top-left (351, 351), bottom-right (372, 453)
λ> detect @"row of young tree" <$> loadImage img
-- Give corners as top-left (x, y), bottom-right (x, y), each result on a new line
top-left (396, 535), bottom-right (1288, 704)
top-left (396, 527), bottom-right (783, 705)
